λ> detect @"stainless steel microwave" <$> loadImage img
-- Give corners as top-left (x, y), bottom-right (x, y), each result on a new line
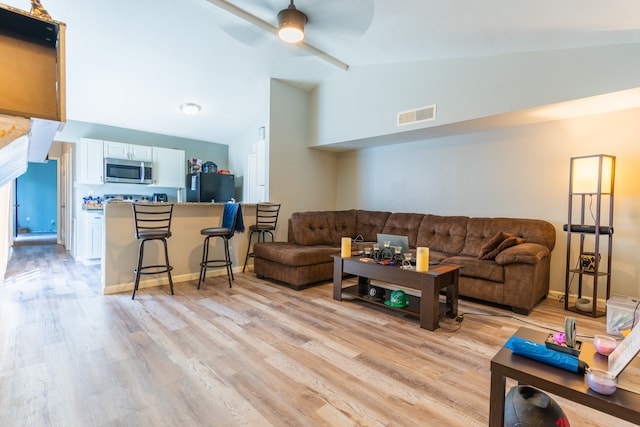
top-left (104, 157), bottom-right (153, 184)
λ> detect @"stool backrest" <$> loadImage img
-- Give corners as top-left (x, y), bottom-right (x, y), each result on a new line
top-left (255, 203), bottom-right (281, 230)
top-left (132, 203), bottom-right (174, 238)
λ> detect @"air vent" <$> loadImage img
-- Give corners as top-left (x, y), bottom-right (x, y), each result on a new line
top-left (397, 104), bottom-right (436, 126)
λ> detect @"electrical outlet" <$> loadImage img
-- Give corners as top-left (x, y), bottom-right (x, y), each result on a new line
top-left (26, 216), bottom-right (30, 222)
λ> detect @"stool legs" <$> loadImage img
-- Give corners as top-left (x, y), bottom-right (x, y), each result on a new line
top-left (161, 238), bottom-right (175, 296)
top-left (199, 235), bottom-right (233, 289)
top-left (243, 229), bottom-right (275, 272)
top-left (132, 237), bottom-right (174, 300)
top-left (132, 239), bottom-right (145, 299)
top-left (242, 230), bottom-right (257, 272)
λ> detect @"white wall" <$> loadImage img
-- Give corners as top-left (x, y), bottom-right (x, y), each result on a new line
top-left (336, 107), bottom-right (640, 298)
top-left (314, 44), bottom-right (640, 147)
top-left (0, 183), bottom-right (11, 282)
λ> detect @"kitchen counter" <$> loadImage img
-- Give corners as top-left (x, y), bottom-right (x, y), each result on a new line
top-left (105, 201), bottom-right (240, 206)
top-left (101, 202), bottom-right (257, 295)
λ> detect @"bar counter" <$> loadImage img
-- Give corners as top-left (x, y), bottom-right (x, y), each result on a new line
top-left (102, 202), bottom-right (256, 295)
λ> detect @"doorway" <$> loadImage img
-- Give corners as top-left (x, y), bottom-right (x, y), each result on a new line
top-left (13, 160), bottom-right (58, 246)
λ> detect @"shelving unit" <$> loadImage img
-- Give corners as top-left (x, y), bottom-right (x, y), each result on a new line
top-left (564, 154), bottom-right (615, 317)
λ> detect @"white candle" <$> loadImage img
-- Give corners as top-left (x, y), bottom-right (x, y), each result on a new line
top-left (341, 237), bottom-right (352, 258)
top-left (416, 247), bottom-right (429, 272)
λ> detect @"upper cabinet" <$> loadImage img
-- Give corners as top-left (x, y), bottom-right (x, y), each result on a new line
top-left (104, 141), bottom-right (152, 162)
top-left (151, 147), bottom-right (185, 188)
top-left (78, 138), bottom-right (185, 188)
top-left (0, 5), bottom-right (66, 181)
top-left (0, 5), bottom-right (66, 122)
top-left (78, 138), bottom-right (104, 184)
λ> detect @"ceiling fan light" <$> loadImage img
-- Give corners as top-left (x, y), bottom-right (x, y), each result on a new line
top-left (277, 4), bottom-right (307, 43)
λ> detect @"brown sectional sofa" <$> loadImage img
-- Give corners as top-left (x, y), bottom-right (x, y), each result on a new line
top-left (253, 210), bottom-right (556, 314)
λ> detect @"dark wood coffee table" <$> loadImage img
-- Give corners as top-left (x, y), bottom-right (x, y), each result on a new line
top-left (490, 327), bottom-right (640, 426)
top-left (332, 256), bottom-right (459, 331)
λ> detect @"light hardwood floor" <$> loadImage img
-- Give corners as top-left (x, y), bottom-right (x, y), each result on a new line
top-left (0, 244), bottom-right (635, 426)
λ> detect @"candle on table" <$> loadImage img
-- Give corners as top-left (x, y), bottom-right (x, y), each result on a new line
top-left (341, 237), bottom-right (352, 258)
top-left (416, 247), bottom-right (429, 272)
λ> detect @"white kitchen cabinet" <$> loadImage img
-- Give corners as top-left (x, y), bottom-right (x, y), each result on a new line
top-left (151, 147), bottom-right (185, 188)
top-left (104, 140), bottom-right (153, 162)
top-left (78, 210), bottom-right (103, 263)
top-left (77, 138), bottom-right (104, 184)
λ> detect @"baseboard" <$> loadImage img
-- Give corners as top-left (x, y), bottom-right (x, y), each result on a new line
top-left (102, 266), bottom-right (242, 295)
top-left (547, 290), bottom-right (607, 311)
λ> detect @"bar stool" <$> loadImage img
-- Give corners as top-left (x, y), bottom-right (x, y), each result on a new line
top-left (243, 203), bottom-right (281, 272)
top-left (199, 203), bottom-right (242, 289)
top-left (131, 203), bottom-right (174, 299)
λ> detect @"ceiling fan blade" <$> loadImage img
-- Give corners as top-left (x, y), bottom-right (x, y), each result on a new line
top-left (206, 0), bottom-right (278, 38)
top-left (205, 0), bottom-right (349, 70)
top-left (302, 0), bottom-right (374, 40)
top-left (222, 23), bottom-right (269, 46)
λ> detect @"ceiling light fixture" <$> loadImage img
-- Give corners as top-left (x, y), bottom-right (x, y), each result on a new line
top-left (180, 103), bottom-right (201, 116)
top-left (277, 0), bottom-right (307, 43)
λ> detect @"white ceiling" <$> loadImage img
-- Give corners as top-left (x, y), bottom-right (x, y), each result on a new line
top-left (4, 0), bottom-right (640, 145)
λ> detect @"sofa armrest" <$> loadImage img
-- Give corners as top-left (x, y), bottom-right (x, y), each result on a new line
top-left (495, 242), bottom-right (550, 265)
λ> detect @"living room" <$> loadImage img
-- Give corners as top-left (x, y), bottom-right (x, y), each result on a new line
top-left (1, 1), bottom-right (640, 425)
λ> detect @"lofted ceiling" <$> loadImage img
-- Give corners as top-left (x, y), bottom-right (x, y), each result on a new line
top-left (3, 0), bottom-right (640, 145)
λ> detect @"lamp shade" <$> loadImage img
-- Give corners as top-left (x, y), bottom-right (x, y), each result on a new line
top-left (570, 154), bottom-right (615, 194)
top-left (277, 3), bottom-right (307, 43)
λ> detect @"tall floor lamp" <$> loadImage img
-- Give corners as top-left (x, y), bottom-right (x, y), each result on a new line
top-left (564, 154), bottom-right (615, 317)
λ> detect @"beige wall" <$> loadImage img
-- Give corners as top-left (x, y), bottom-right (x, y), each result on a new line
top-left (335, 107), bottom-right (640, 299)
top-left (267, 79), bottom-right (338, 241)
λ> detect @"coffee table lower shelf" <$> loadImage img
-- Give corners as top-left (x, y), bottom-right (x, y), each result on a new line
top-left (341, 284), bottom-right (451, 320)
top-left (333, 256), bottom-right (459, 331)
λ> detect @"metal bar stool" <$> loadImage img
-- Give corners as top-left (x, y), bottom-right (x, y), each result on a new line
top-left (243, 202), bottom-right (281, 272)
top-left (131, 203), bottom-right (174, 299)
top-left (199, 203), bottom-right (242, 289)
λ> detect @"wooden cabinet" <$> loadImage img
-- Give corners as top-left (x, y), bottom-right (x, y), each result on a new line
top-left (77, 138), bottom-right (104, 184)
top-left (151, 147), bottom-right (185, 188)
top-left (564, 154), bottom-right (615, 317)
top-left (0, 5), bottom-right (66, 122)
top-left (104, 140), bottom-right (152, 161)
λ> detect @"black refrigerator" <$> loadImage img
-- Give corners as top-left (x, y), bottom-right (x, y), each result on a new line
top-left (186, 172), bottom-right (235, 202)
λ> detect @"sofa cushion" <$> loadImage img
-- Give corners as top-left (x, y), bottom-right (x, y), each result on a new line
top-left (356, 210), bottom-right (392, 242)
top-left (494, 242), bottom-right (549, 265)
top-left (461, 217), bottom-right (556, 257)
top-left (443, 255), bottom-right (505, 283)
top-left (381, 212), bottom-right (425, 248)
top-left (289, 211), bottom-right (334, 246)
top-left (254, 242), bottom-right (339, 267)
top-left (417, 215), bottom-right (469, 254)
top-left (329, 210), bottom-right (357, 243)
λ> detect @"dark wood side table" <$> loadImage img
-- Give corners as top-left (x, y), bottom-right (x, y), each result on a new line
top-left (332, 256), bottom-right (459, 331)
top-left (490, 327), bottom-right (640, 426)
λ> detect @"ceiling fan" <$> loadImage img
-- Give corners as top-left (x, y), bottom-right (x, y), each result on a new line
top-left (205, 0), bottom-right (374, 71)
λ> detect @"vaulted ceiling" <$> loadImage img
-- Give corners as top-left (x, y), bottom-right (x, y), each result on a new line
top-left (3, 0), bottom-right (640, 144)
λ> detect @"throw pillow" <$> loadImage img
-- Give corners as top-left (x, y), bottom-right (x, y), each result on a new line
top-left (496, 236), bottom-right (525, 253)
top-left (478, 231), bottom-right (511, 260)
